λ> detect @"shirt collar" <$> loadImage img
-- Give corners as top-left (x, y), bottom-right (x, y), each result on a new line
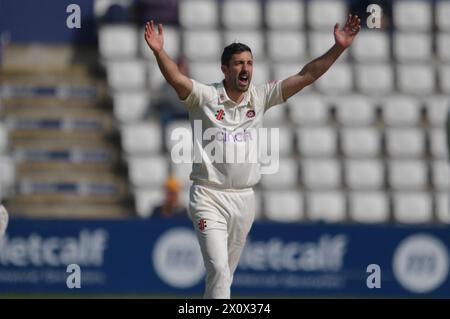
top-left (217, 80), bottom-right (252, 107)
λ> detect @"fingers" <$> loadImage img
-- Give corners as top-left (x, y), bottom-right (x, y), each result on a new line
top-left (150, 20), bottom-right (155, 32)
top-left (352, 25), bottom-right (361, 34)
top-left (145, 20), bottom-right (163, 36)
top-left (352, 16), bottom-right (361, 33)
top-left (346, 14), bottom-right (361, 34)
top-left (145, 21), bottom-right (153, 34)
top-left (334, 23), bottom-right (340, 33)
top-left (344, 14), bottom-right (360, 26)
top-left (352, 15), bottom-right (360, 27)
top-left (345, 14), bottom-right (352, 27)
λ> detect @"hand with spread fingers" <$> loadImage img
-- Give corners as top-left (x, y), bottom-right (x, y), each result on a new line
top-left (334, 14), bottom-right (361, 49)
top-left (145, 20), bottom-right (164, 53)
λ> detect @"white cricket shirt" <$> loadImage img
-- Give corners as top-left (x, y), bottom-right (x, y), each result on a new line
top-left (182, 79), bottom-right (284, 190)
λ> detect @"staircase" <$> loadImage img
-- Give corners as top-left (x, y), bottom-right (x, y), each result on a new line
top-left (0, 45), bottom-right (133, 218)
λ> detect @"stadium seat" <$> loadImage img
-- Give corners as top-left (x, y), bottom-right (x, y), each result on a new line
top-left (438, 64), bottom-right (450, 94)
top-left (179, 0), bottom-right (219, 29)
top-left (172, 162), bottom-right (193, 187)
top-left (252, 62), bottom-right (270, 86)
top-left (276, 126), bottom-right (295, 156)
top-left (259, 125), bottom-right (294, 156)
top-left (355, 63), bottom-right (394, 95)
top-left (436, 192), bottom-right (450, 224)
top-left (222, 0), bottom-right (262, 29)
top-left (263, 103), bottom-right (287, 126)
top-left (148, 59), bottom-right (166, 90)
top-left (335, 95), bottom-right (377, 126)
top-left (436, 33), bottom-right (450, 62)
top-left (106, 60), bottom-right (147, 90)
top-left (0, 155), bottom-right (15, 190)
top-left (425, 95), bottom-right (450, 127)
top-left (306, 191), bottom-right (346, 223)
top-left (429, 129), bottom-right (448, 159)
top-left (432, 161), bottom-right (450, 191)
top-left (385, 128), bottom-right (425, 158)
top-left (344, 159), bottom-right (385, 190)
top-left (349, 191), bottom-right (390, 223)
top-left (340, 127), bottom-right (381, 158)
top-left (397, 64), bottom-right (435, 95)
top-left (224, 31), bottom-right (265, 59)
top-left (436, 0), bottom-right (450, 31)
top-left (267, 31), bottom-right (306, 61)
top-left (265, 0), bottom-right (305, 30)
top-left (165, 121), bottom-right (192, 157)
top-left (393, 191), bottom-right (433, 223)
top-left (94, 0), bottom-right (132, 19)
top-left (113, 90), bottom-right (149, 123)
top-left (134, 187), bottom-right (164, 218)
top-left (141, 25), bottom-right (180, 59)
top-left (0, 124), bottom-right (8, 153)
top-left (309, 32), bottom-right (348, 60)
top-left (296, 127), bottom-right (337, 157)
top-left (99, 24), bottom-right (138, 59)
top-left (388, 160), bottom-right (428, 191)
top-left (288, 94), bottom-right (330, 126)
top-left (393, 32), bottom-right (432, 62)
top-left (183, 30), bottom-right (222, 61)
top-left (393, 0), bottom-right (432, 31)
top-left (264, 191), bottom-right (304, 222)
top-left (314, 63), bottom-right (353, 93)
top-left (189, 62), bottom-right (223, 84)
top-left (351, 31), bottom-right (390, 62)
top-left (121, 122), bottom-right (162, 154)
top-left (261, 157), bottom-right (298, 189)
top-left (382, 95), bottom-right (422, 126)
top-left (272, 64), bottom-right (313, 92)
top-left (128, 155), bottom-right (169, 187)
top-left (302, 159), bottom-right (341, 190)
top-left (307, 0), bottom-right (346, 30)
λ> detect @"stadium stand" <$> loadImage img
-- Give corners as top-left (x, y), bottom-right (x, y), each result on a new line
top-left (0, 44), bottom-right (132, 218)
top-left (95, 0), bottom-right (450, 223)
top-left (1, 0), bottom-right (449, 225)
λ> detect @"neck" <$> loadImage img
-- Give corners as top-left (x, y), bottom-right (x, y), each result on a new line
top-left (224, 80), bottom-right (245, 104)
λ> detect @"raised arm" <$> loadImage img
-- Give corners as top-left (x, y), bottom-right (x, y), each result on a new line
top-left (281, 14), bottom-right (361, 100)
top-left (145, 20), bottom-right (192, 100)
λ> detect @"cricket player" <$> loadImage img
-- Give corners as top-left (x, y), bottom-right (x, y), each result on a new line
top-left (145, 15), bottom-right (361, 299)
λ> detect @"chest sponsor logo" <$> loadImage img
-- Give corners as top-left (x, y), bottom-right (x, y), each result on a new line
top-left (170, 120), bottom-right (280, 174)
top-left (246, 110), bottom-right (256, 118)
top-left (215, 109), bottom-right (225, 121)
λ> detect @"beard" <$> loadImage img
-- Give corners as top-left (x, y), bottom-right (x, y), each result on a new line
top-left (235, 75), bottom-right (251, 92)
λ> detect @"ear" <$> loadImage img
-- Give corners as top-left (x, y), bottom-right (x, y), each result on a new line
top-left (221, 64), bottom-right (227, 75)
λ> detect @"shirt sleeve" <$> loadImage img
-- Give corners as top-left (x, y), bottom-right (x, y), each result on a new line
top-left (181, 79), bottom-right (212, 109)
top-left (263, 80), bottom-right (285, 112)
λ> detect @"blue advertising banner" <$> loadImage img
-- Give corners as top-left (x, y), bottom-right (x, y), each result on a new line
top-left (0, 0), bottom-right (96, 44)
top-left (0, 218), bottom-right (449, 298)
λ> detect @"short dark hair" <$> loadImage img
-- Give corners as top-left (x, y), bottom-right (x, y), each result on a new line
top-left (221, 43), bottom-right (252, 66)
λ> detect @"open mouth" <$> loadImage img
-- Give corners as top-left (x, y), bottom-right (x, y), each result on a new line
top-left (238, 74), bottom-right (249, 86)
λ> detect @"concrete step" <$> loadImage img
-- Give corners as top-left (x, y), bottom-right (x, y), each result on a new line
top-left (4, 202), bottom-right (133, 219)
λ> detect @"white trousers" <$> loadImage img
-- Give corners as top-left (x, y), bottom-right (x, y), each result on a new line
top-left (189, 184), bottom-right (255, 299)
